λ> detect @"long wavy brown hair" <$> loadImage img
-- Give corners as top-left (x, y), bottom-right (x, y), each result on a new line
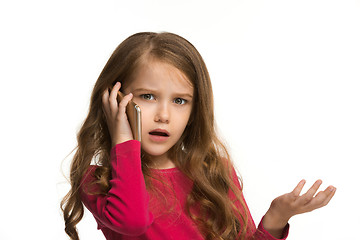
top-left (61, 32), bottom-right (250, 240)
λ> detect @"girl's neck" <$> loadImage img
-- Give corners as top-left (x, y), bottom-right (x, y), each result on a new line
top-left (147, 154), bottom-right (176, 169)
top-left (148, 159), bottom-right (176, 169)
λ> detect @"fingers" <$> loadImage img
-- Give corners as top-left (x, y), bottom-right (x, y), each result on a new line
top-left (321, 186), bottom-right (336, 206)
top-left (313, 185), bottom-right (336, 207)
top-left (102, 82), bottom-right (133, 114)
top-left (267, 180), bottom-right (336, 221)
top-left (109, 82), bottom-right (121, 112)
top-left (118, 92), bottom-right (133, 116)
top-left (101, 82), bottom-right (135, 145)
top-left (291, 179), bottom-right (306, 197)
top-left (102, 82), bottom-right (120, 115)
top-left (298, 179), bottom-right (322, 204)
top-left (102, 81), bottom-right (134, 123)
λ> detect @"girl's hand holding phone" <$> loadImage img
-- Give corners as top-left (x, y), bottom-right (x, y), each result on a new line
top-left (102, 82), bottom-right (134, 147)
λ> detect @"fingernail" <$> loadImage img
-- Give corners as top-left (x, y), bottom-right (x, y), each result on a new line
top-left (330, 186), bottom-right (336, 192)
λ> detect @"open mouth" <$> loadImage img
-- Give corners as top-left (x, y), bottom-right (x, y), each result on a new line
top-left (149, 132), bottom-right (169, 137)
top-left (149, 129), bottom-right (170, 138)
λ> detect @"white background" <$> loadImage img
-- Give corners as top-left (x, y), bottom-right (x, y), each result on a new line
top-left (1, 0), bottom-right (359, 239)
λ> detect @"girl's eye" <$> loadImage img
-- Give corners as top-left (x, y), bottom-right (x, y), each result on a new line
top-left (174, 98), bottom-right (187, 105)
top-left (140, 94), bottom-right (154, 100)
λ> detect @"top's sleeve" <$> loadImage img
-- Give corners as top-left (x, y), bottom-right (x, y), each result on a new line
top-left (79, 140), bottom-right (154, 236)
top-left (229, 166), bottom-right (290, 240)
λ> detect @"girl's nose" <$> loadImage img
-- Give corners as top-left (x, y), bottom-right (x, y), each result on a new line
top-left (154, 102), bottom-right (170, 123)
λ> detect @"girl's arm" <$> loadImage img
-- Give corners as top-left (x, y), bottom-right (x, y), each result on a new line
top-left (81, 83), bottom-right (154, 235)
top-left (230, 165), bottom-right (335, 239)
top-left (238, 193), bottom-right (290, 240)
top-left (229, 167), bottom-right (289, 239)
top-left (80, 140), bottom-right (154, 236)
top-left (262, 179), bottom-right (336, 238)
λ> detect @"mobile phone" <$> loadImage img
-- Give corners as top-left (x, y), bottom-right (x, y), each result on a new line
top-left (109, 87), bottom-right (142, 142)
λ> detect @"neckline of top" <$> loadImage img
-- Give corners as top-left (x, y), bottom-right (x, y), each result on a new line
top-left (149, 167), bottom-right (180, 173)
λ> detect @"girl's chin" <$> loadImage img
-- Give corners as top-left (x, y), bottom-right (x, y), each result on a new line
top-left (141, 140), bottom-right (173, 154)
top-left (141, 146), bottom-right (171, 158)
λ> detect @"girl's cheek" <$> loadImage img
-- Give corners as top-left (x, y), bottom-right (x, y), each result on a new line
top-left (139, 105), bottom-right (152, 122)
top-left (136, 100), bottom-right (151, 109)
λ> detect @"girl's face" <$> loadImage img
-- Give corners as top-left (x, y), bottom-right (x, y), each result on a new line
top-left (123, 60), bottom-right (194, 167)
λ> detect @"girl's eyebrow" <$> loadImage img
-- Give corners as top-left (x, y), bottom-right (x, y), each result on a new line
top-left (132, 87), bottom-right (157, 93)
top-left (133, 88), bottom-right (193, 98)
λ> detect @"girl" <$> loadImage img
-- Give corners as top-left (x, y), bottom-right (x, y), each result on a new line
top-left (61, 32), bottom-right (336, 240)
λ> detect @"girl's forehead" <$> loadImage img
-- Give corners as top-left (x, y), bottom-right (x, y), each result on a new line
top-left (126, 61), bottom-right (193, 92)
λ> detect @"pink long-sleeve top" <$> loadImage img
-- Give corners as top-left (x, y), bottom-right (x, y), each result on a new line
top-left (80, 140), bottom-right (289, 239)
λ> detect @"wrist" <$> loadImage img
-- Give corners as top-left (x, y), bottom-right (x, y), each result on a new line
top-left (262, 209), bottom-right (289, 238)
top-left (112, 138), bottom-right (133, 148)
